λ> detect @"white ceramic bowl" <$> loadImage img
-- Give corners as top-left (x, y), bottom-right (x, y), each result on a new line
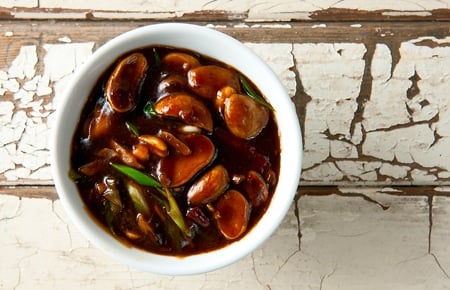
top-left (51, 23), bottom-right (302, 275)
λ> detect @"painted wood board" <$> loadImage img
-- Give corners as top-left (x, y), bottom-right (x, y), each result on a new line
top-left (1, 22), bottom-right (450, 186)
top-left (2, 188), bottom-right (450, 289)
top-left (1, 1), bottom-right (450, 21)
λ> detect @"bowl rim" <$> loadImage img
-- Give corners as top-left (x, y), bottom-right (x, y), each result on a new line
top-left (51, 22), bottom-right (302, 275)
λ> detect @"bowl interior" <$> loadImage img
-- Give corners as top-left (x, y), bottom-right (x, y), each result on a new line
top-left (51, 23), bottom-right (302, 275)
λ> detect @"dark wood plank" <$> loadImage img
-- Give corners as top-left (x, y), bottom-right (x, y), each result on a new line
top-left (1, 7), bottom-right (450, 22)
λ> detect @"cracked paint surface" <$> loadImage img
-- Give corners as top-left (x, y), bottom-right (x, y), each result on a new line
top-left (1, 36), bottom-right (450, 185)
top-left (2, 1), bottom-right (450, 21)
top-left (297, 37), bottom-right (450, 185)
top-left (1, 24), bottom-right (450, 288)
top-left (0, 42), bottom-right (93, 182)
top-left (2, 190), bottom-right (450, 289)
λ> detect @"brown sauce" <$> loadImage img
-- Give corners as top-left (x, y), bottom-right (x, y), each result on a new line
top-left (70, 46), bottom-right (280, 256)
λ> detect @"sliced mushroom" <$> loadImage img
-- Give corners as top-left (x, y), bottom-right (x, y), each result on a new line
top-left (187, 65), bottom-right (240, 100)
top-left (158, 134), bottom-right (215, 187)
top-left (94, 176), bottom-right (122, 216)
top-left (216, 86), bottom-right (237, 111)
top-left (243, 170), bottom-right (269, 207)
top-left (223, 94), bottom-right (269, 139)
top-left (86, 101), bottom-right (115, 139)
top-left (132, 143), bottom-right (150, 163)
top-left (154, 94), bottom-right (213, 132)
top-left (187, 164), bottom-right (229, 206)
top-left (157, 74), bottom-right (188, 99)
top-left (162, 52), bottom-right (200, 74)
top-left (105, 52), bottom-right (148, 113)
top-left (158, 130), bottom-right (191, 155)
top-left (213, 190), bottom-right (251, 240)
top-left (110, 140), bottom-right (143, 169)
top-left (138, 135), bottom-right (169, 158)
top-left (79, 160), bottom-right (106, 176)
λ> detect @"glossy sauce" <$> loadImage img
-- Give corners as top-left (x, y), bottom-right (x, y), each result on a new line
top-left (70, 46), bottom-right (280, 256)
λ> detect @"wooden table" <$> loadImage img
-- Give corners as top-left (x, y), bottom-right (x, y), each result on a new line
top-left (1, 1), bottom-right (450, 289)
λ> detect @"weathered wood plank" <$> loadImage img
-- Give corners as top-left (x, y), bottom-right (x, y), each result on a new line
top-left (1, 21), bottom-right (450, 186)
top-left (2, 184), bottom-right (450, 202)
top-left (1, 191), bottom-right (449, 288)
top-left (1, 2), bottom-right (450, 21)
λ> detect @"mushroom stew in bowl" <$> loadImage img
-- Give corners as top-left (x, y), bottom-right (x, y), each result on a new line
top-left (70, 46), bottom-right (280, 256)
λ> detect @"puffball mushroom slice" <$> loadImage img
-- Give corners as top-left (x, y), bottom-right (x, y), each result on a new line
top-left (224, 94), bottom-right (269, 140)
top-left (243, 170), bottom-right (269, 207)
top-left (154, 94), bottom-right (213, 132)
top-left (157, 134), bottom-right (215, 188)
top-left (212, 190), bottom-right (251, 240)
top-left (187, 165), bottom-right (230, 206)
top-left (161, 52), bottom-right (201, 74)
top-left (105, 52), bottom-right (148, 113)
top-left (187, 65), bottom-right (240, 100)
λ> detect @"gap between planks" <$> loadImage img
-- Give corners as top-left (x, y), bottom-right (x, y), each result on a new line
top-left (2, 184), bottom-right (450, 201)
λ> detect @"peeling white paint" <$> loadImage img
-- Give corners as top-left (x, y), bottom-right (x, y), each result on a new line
top-left (311, 24), bottom-right (327, 28)
top-left (410, 168), bottom-right (438, 182)
top-left (1, 35), bottom-right (450, 184)
top-left (379, 163), bottom-right (410, 180)
top-left (0, 43), bottom-right (94, 181)
top-left (301, 162), bottom-right (344, 181)
top-left (244, 43), bottom-right (296, 98)
top-left (363, 124), bottom-right (435, 163)
top-left (330, 140), bottom-right (358, 159)
top-left (7, 46), bottom-right (37, 80)
top-left (295, 43), bottom-right (366, 169)
top-left (42, 43), bottom-right (94, 82)
top-left (7, 0), bottom-right (442, 22)
top-left (58, 36), bottom-right (72, 43)
top-left (363, 43), bottom-right (410, 131)
top-left (336, 161), bottom-right (382, 181)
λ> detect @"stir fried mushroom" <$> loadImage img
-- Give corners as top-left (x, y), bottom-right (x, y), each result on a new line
top-left (187, 65), bottom-right (240, 100)
top-left (243, 170), bottom-right (269, 207)
top-left (157, 130), bottom-right (191, 155)
top-left (154, 94), bottom-right (213, 132)
top-left (212, 190), bottom-right (251, 240)
top-left (162, 52), bottom-right (201, 74)
top-left (224, 94), bottom-right (269, 140)
top-left (86, 102), bottom-right (115, 139)
top-left (187, 164), bottom-right (229, 206)
top-left (105, 52), bottom-right (148, 113)
top-left (138, 135), bottom-right (169, 158)
top-left (110, 140), bottom-right (143, 169)
top-left (158, 134), bottom-right (215, 187)
top-left (157, 74), bottom-right (188, 99)
top-left (71, 47), bottom-right (280, 256)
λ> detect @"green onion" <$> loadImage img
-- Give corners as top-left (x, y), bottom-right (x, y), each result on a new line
top-left (111, 163), bottom-right (191, 238)
top-left (111, 163), bottom-right (161, 188)
top-left (239, 75), bottom-right (274, 111)
top-left (160, 187), bottom-right (192, 238)
top-left (153, 48), bottom-right (161, 67)
top-left (126, 121), bottom-right (139, 136)
top-left (125, 180), bottom-right (151, 217)
top-left (144, 101), bottom-right (159, 118)
top-left (68, 168), bottom-right (81, 181)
